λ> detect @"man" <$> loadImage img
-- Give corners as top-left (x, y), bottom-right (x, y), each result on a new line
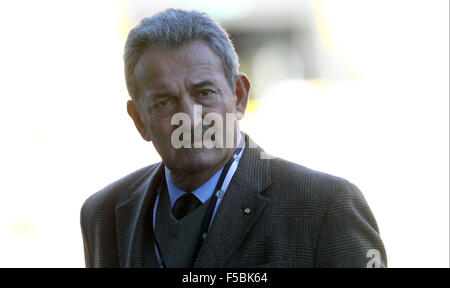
top-left (80, 8), bottom-right (387, 268)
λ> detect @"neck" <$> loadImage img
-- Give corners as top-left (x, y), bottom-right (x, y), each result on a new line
top-left (167, 149), bottom-right (234, 192)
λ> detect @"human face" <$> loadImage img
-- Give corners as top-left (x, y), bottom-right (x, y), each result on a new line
top-left (129, 40), bottom-right (248, 174)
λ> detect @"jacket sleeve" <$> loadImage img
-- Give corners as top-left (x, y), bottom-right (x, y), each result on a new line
top-left (315, 179), bottom-right (387, 268)
top-left (80, 203), bottom-right (94, 268)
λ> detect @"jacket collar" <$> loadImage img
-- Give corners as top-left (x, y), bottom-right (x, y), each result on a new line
top-left (115, 162), bottom-right (164, 267)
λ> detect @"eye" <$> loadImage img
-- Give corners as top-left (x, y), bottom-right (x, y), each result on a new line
top-left (199, 89), bottom-right (214, 97)
top-left (158, 99), bottom-right (170, 106)
top-left (153, 98), bottom-right (174, 108)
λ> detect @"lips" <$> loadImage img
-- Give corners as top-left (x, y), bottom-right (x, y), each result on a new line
top-left (176, 125), bottom-right (213, 145)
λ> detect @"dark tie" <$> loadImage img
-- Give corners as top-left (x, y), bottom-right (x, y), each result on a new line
top-left (172, 193), bottom-right (202, 220)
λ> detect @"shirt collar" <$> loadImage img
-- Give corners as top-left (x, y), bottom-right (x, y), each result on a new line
top-left (165, 166), bottom-right (223, 207)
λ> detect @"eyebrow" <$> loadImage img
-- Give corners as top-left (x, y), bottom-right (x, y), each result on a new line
top-left (148, 80), bottom-right (222, 100)
top-left (188, 80), bottom-right (221, 92)
top-left (150, 91), bottom-right (177, 99)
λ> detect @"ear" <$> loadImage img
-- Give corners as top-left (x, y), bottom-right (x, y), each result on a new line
top-left (234, 73), bottom-right (251, 120)
top-left (127, 100), bottom-right (151, 142)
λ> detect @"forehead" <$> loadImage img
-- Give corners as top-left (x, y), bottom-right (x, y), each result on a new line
top-left (133, 40), bottom-right (226, 91)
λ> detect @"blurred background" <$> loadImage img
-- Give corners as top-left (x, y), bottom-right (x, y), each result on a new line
top-left (0, 0), bottom-right (448, 267)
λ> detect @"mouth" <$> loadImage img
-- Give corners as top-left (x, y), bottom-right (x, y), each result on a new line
top-left (173, 124), bottom-right (217, 148)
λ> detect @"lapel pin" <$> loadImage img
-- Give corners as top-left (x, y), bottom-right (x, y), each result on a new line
top-left (243, 208), bottom-right (251, 214)
top-left (216, 189), bottom-right (225, 198)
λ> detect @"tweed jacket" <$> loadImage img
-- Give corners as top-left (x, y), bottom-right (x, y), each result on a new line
top-left (80, 136), bottom-right (387, 268)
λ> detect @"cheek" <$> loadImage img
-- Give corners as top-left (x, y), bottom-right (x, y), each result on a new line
top-left (149, 120), bottom-right (171, 134)
top-left (210, 95), bottom-right (236, 114)
top-left (142, 116), bottom-right (173, 140)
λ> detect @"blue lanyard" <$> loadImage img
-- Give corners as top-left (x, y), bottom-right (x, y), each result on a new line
top-left (197, 146), bottom-right (244, 243)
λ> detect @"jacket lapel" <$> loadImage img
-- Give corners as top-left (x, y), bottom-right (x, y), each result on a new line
top-left (115, 163), bottom-right (164, 267)
top-left (194, 138), bottom-right (272, 268)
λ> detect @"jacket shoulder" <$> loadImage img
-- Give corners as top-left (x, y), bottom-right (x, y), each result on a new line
top-left (81, 163), bottom-right (160, 215)
top-left (270, 156), bottom-right (357, 202)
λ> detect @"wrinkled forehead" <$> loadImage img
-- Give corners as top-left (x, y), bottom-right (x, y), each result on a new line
top-left (133, 40), bottom-right (226, 91)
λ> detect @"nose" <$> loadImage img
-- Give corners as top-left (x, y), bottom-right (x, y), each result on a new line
top-left (177, 94), bottom-right (203, 128)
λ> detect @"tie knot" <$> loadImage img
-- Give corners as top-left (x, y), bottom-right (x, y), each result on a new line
top-left (172, 193), bottom-right (202, 220)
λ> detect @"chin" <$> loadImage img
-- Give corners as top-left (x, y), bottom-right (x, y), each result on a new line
top-left (166, 147), bottom-right (226, 174)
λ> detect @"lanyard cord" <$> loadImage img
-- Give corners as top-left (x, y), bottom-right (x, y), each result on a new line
top-left (197, 146), bottom-right (244, 246)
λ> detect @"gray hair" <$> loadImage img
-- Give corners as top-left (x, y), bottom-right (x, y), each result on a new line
top-left (124, 8), bottom-right (239, 100)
